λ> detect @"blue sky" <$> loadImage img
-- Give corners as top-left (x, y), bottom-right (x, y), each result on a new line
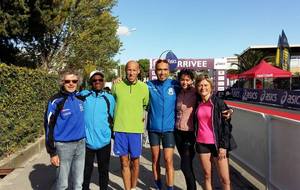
top-left (112, 0), bottom-right (300, 64)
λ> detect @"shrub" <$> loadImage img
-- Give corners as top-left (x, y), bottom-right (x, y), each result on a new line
top-left (0, 63), bottom-right (58, 158)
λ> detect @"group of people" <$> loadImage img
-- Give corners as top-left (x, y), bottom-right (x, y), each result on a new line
top-left (44, 59), bottom-right (236, 190)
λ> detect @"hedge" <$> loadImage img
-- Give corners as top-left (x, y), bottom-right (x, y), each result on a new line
top-left (0, 63), bottom-right (58, 158)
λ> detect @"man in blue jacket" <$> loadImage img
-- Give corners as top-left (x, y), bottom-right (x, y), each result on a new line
top-left (147, 59), bottom-right (180, 190)
top-left (81, 70), bottom-right (115, 190)
top-left (44, 69), bottom-right (85, 190)
top-left (147, 60), bottom-right (234, 190)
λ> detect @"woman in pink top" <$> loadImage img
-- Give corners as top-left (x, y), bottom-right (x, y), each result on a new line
top-left (195, 75), bottom-right (236, 190)
top-left (175, 69), bottom-right (197, 190)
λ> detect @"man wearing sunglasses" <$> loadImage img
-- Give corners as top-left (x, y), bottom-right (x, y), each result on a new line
top-left (80, 70), bottom-right (115, 190)
top-left (44, 69), bottom-right (85, 190)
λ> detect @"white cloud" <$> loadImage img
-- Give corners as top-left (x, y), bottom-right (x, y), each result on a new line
top-left (117, 26), bottom-right (136, 36)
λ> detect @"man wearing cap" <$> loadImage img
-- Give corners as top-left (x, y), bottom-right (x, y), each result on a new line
top-left (112, 60), bottom-right (149, 190)
top-left (80, 70), bottom-right (115, 190)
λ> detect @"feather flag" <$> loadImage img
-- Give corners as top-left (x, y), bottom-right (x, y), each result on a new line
top-left (166, 51), bottom-right (178, 72)
top-left (281, 30), bottom-right (290, 71)
top-left (275, 34), bottom-right (281, 67)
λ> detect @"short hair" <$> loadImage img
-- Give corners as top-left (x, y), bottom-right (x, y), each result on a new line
top-left (178, 69), bottom-right (194, 81)
top-left (195, 74), bottom-right (214, 90)
top-left (125, 60), bottom-right (140, 70)
top-left (59, 68), bottom-right (82, 86)
top-left (155, 59), bottom-right (169, 70)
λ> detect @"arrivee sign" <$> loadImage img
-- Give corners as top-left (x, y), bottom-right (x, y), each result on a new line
top-left (149, 58), bottom-right (228, 91)
top-left (176, 59), bottom-right (214, 69)
top-left (150, 59), bottom-right (214, 71)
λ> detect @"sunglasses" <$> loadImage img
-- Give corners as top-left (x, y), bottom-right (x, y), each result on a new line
top-left (92, 79), bottom-right (104, 82)
top-left (64, 80), bottom-right (78, 84)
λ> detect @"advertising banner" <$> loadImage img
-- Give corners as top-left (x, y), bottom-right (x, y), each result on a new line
top-left (231, 88), bottom-right (300, 109)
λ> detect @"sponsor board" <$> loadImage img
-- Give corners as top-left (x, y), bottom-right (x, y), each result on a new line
top-left (231, 88), bottom-right (300, 109)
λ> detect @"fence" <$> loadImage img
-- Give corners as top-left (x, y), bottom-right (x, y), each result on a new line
top-left (228, 103), bottom-right (300, 190)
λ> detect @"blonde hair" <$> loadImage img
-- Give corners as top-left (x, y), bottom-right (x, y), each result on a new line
top-left (195, 75), bottom-right (214, 90)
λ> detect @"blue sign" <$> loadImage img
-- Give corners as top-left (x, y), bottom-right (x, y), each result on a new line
top-left (166, 51), bottom-right (178, 71)
top-left (230, 88), bottom-right (300, 109)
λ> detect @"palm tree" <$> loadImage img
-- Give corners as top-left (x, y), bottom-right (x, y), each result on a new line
top-left (231, 50), bottom-right (263, 73)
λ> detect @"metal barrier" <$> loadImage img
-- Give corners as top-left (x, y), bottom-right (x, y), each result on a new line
top-left (229, 105), bottom-right (300, 190)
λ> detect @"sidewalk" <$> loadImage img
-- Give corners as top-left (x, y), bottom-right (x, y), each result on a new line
top-left (0, 146), bottom-right (257, 190)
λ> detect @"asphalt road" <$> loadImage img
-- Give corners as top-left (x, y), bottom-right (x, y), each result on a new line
top-left (0, 143), bottom-right (258, 190)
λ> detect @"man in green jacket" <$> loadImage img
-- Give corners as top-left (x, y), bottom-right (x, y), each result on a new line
top-left (112, 60), bottom-right (149, 190)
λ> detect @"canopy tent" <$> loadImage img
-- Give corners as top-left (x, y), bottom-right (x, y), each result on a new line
top-left (238, 59), bottom-right (292, 78)
top-left (226, 73), bottom-right (239, 79)
top-left (238, 59), bottom-right (292, 89)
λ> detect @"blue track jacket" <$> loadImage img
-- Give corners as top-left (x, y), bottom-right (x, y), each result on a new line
top-left (80, 90), bottom-right (115, 150)
top-left (147, 79), bottom-right (180, 132)
top-left (45, 90), bottom-right (85, 156)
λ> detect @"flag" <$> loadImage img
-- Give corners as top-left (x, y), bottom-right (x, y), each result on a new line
top-left (282, 47), bottom-right (290, 70)
top-left (275, 35), bottom-right (281, 67)
top-left (165, 51), bottom-right (178, 72)
top-left (281, 30), bottom-right (289, 48)
top-left (281, 30), bottom-right (290, 71)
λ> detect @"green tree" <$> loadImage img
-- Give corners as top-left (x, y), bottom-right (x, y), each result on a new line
top-left (137, 59), bottom-right (150, 80)
top-left (0, 0), bottom-right (72, 69)
top-left (0, 0), bottom-right (121, 71)
top-left (232, 49), bottom-right (273, 74)
top-left (63, 0), bottom-right (121, 71)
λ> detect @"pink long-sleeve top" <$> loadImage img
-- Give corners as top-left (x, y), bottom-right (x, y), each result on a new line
top-left (175, 87), bottom-right (197, 131)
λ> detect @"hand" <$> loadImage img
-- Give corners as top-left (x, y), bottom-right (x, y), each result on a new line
top-left (50, 155), bottom-right (60, 167)
top-left (218, 148), bottom-right (227, 160)
top-left (222, 109), bottom-right (233, 120)
top-left (112, 77), bottom-right (122, 84)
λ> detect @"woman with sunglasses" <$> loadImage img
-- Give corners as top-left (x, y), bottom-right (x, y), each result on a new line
top-left (44, 69), bottom-right (86, 190)
top-left (194, 75), bottom-right (236, 190)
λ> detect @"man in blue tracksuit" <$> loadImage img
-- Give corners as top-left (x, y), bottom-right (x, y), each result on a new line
top-left (147, 60), bottom-right (234, 190)
top-left (44, 69), bottom-right (85, 190)
top-left (81, 70), bottom-right (115, 190)
top-left (147, 59), bottom-right (180, 190)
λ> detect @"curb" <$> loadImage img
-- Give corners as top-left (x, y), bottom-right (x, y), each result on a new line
top-left (0, 136), bottom-right (45, 169)
top-left (229, 158), bottom-right (265, 190)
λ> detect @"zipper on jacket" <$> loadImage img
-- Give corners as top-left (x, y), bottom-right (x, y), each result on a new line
top-left (93, 92), bottom-right (97, 131)
top-left (130, 84), bottom-right (132, 94)
top-left (161, 85), bottom-right (164, 132)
